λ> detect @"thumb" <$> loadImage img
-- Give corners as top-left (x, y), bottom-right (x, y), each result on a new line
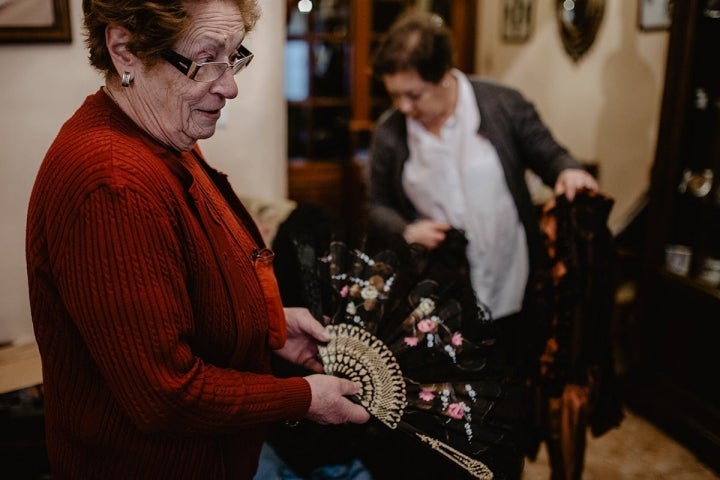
top-left (337, 379), bottom-right (371, 423)
top-left (345, 399), bottom-right (372, 424)
top-left (338, 378), bottom-right (363, 397)
top-left (310, 322), bottom-right (331, 343)
top-left (301, 315), bottom-right (330, 342)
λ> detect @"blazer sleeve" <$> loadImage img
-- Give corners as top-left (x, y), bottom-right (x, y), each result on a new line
top-left (367, 111), bottom-right (416, 236)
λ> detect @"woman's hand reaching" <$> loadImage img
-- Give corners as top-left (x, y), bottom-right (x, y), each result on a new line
top-left (275, 307), bottom-right (329, 373)
top-left (403, 219), bottom-right (451, 249)
top-left (554, 168), bottom-right (598, 201)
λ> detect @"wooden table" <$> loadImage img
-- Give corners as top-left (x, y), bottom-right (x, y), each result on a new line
top-left (0, 342), bottom-right (48, 477)
top-left (0, 342), bottom-right (42, 395)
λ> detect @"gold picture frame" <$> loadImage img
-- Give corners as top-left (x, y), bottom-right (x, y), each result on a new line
top-left (0, 0), bottom-right (71, 43)
top-left (503, 0), bottom-right (533, 43)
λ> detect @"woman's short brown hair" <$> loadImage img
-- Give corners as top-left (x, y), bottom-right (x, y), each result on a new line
top-left (82, 0), bottom-right (260, 77)
top-left (372, 10), bottom-right (454, 85)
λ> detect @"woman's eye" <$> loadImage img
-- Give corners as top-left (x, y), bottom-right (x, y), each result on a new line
top-left (195, 53), bottom-right (216, 64)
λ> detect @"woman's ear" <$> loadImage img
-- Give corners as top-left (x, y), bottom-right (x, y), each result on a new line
top-left (105, 24), bottom-right (136, 77)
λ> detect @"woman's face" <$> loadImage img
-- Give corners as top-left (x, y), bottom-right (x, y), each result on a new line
top-left (133, 0), bottom-right (246, 151)
top-left (382, 69), bottom-right (450, 128)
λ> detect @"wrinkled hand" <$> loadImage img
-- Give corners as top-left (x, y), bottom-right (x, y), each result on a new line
top-left (554, 168), bottom-right (598, 201)
top-left (275, 307), bottom-right (330, 373)
top-left (304, 374), bottom-right (371, 425)
top-left (403, 219), bottom-right (451, 249)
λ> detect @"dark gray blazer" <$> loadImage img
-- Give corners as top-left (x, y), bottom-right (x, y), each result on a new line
top-left (367, 77), bottom-right (580, 271)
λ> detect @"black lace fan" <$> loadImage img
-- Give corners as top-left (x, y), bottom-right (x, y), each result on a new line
top-left (310, 229), bottom-right (527, 479)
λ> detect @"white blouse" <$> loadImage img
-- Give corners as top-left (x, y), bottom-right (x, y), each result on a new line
top-left (402, 70), bottom-right (528, 319)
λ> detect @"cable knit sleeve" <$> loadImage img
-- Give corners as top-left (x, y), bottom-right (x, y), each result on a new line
top-left (47, 162), bottom-right (309, 433)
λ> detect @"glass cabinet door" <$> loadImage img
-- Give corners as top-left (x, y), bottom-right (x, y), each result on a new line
top-left (663, 8), bottom-right (720, 290)
top-left (286, 0), bottom-right (352, 161)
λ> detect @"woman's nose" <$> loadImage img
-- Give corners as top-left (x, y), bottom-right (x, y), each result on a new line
top-left (212, 68), bottom-right (239, 99)
top-left (396, 96), bottom-right (413, 114)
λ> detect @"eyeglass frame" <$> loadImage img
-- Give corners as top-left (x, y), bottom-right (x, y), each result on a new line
top-left (161, 44), bottom-right (254, 83)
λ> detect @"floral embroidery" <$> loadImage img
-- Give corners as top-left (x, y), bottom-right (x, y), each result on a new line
top-left (418, 298), bottom-right (436, 316)
top-left (320, 241), bottom-right (489, 457)
top-left (419, 389), bottom-right (435, 402)
top-left (401, 296), bottom-right (466, 363)
top-left (323, 244), bottom-right (397, 329)
top-left (415, 383), bottom-right (478, 444)
top-left (361, 285), bottom-right (379, 300)
top-left (446, 402), bottom-right (466, 420)
top-left (417, 318), bottom-right (438, 333)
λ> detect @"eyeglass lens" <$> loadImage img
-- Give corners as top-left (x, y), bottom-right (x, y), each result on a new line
top-left (193, 49), bottom-right (253, 82)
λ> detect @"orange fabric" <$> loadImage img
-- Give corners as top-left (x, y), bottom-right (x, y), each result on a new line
top-left (532, 191), bottom-right (621, 480)
top-left (254, 248), bottom-right (287, 350)
top-left (546, 385), bottom-right (590, 480)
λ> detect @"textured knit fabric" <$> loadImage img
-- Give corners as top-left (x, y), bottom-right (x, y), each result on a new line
top-left (368, 77), bottom-right (581, 274)
top-left (26, 89), bottom-right (311, 479)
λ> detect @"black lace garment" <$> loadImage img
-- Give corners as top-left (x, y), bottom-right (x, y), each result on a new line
top-left (267, 204), bottom-right (529, 480)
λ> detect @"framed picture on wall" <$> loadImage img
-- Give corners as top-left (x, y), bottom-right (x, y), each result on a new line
top-left (638, 0), bottom-right (673, 31)
top-left (0, 0), bottom-right (71, 43)
top-left (503, 0), bottom-right (533, 43)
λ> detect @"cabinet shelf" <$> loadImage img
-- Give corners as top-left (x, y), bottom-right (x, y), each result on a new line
top-left (634, 0), bottom-right (720, 473)
top-left (656, 268), bottom-right (720, 304)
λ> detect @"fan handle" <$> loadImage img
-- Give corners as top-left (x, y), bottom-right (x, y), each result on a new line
top-left (398, 422), bottom-right (494, 480)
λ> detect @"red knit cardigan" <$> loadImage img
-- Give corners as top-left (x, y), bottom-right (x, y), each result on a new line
top-left (26, 90), bottom-right (311, 479)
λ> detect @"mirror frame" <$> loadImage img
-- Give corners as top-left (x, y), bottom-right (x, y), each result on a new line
top-left (557, 0), bottom-right (605, 61)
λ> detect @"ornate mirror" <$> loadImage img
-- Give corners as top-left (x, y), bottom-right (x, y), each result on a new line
top-left (557, 0), bottom-right (605, 61)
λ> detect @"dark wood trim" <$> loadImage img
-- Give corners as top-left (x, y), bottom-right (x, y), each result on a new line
top-left (450, 0), bottom-right (477, 73)
top-left (0, 0), bottom-right (71, 43)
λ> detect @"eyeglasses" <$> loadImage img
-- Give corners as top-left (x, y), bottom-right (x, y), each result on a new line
top-left (162, 45), bottom-right (254, 83)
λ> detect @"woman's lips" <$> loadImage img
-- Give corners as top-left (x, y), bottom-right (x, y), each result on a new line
top-left (199, 108), bottom-right (222, 120)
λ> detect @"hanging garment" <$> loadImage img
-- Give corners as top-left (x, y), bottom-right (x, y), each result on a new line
top-left (526, 190), bottom-right (624, 480)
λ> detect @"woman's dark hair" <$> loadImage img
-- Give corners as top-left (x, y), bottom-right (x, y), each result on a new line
top-left (82, 0), bottom-right (260, 77)
top-left (372, 10), bottom-right (454, 84)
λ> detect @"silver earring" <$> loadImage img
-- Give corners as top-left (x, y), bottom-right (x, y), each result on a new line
top-left (121, 72), bottom-right (132, 87)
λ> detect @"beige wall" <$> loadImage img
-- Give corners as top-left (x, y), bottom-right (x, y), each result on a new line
top-left (0, 0), bottom-right (286, 344)
top-left (476, 0), bottom-right (669, 232)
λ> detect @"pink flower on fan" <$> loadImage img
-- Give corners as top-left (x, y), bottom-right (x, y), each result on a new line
top-left (451, 332), bottom-right (463, 346)
top-left (340, 285), bottom-right (349, 297)
top-left (419, 389), bottom-right (435, 402)
top-left (446, 402), bottom-right (466, 420)
top-left (404, 336), bottom-right (419, 347)
top-left (417, 318), bottom-right (438, 333)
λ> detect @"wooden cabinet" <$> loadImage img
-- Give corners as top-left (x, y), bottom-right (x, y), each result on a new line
top-left (284, 0), bottom-right (477, 221)
top-left (631, 0), bottom-right (720, 473)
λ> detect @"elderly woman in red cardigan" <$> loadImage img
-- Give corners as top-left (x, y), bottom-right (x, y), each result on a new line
top-left (25, 1), bottom-right (368, 478)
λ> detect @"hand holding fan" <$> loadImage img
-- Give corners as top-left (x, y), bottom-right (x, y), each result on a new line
top-left (319, 323), bottom-right (495, 480)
